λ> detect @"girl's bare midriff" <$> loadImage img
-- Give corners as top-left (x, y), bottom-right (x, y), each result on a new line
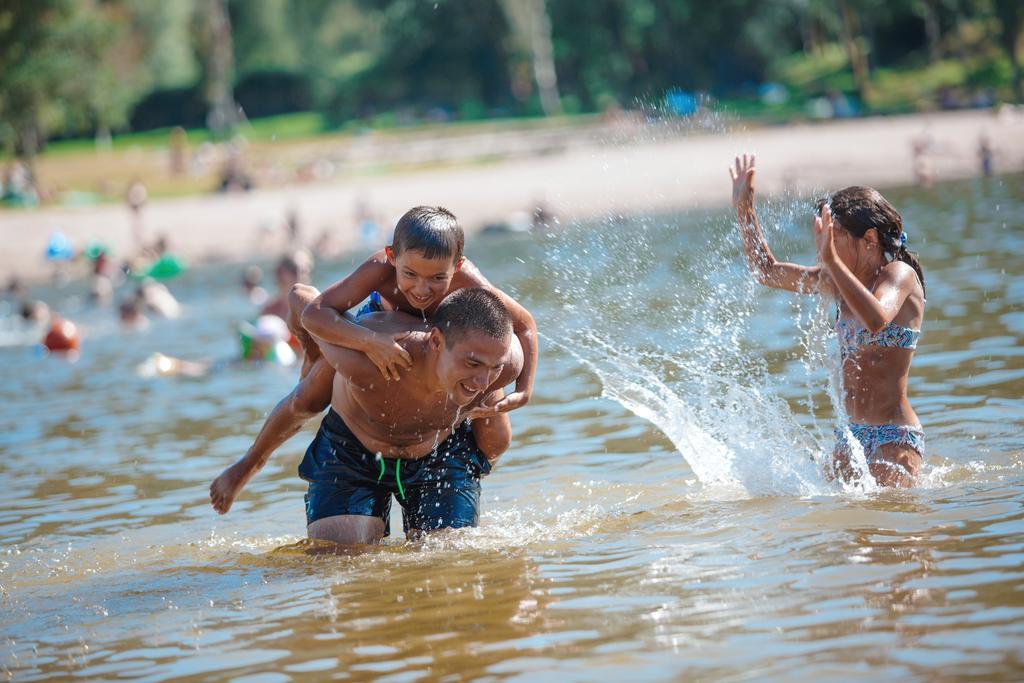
top-left (840, 345), bottom-right (918, 426)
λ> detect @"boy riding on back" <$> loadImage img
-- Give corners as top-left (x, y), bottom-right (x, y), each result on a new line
top-left (210, 206), bottom-right (538, 514)
top-left (301, 205), bottom-right (536, 413)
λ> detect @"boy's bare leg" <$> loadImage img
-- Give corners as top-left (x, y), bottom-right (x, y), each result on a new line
top-left (288, 283), bottom-right (322, 378)
top-left (307, 515), bottom-right (386, 545)
top-left (210, 358), bottom-right (333, 513)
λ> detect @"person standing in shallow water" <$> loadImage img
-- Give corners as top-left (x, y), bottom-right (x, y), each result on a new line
top-left (729, 155), bottom-right (927, 488)
top-left (211, 288), bottom-right (523, 544)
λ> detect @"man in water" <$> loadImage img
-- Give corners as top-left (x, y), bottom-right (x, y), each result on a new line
top-left (211, 287), bottom-right (522, 545)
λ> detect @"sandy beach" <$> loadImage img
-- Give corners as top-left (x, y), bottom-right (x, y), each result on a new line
top-left (2, 108), bottom-right (1021, 281)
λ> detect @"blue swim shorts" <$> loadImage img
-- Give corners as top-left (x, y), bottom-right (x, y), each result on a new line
top-left (353, 291), bottom-right (385, 318)
top-left (298, 409), bottom-right (492, 535)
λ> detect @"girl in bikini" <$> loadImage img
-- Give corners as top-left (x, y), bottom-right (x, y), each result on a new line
top-left (729, 155), bottom-right (926, 488)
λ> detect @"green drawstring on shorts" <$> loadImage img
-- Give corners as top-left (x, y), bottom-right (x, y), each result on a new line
top-left (376, 456), bottom-right (405, 501)
top-left (395, 460), bottom-right (405, 501)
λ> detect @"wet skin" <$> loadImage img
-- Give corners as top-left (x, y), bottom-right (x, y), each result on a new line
top-left (301, 248), bottom-right (537, 414)
top-left (319, 310), bottom-right (523, 460)
top-left (308, 312), bottom-right (522, 544)
top-left (209, 289), bottom-right (519, 515)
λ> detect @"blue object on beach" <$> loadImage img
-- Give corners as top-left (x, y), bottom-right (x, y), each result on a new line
top-left (45, 232), bottom-right (74, 261)
top-left (665, 89), bottom-right (698, 116)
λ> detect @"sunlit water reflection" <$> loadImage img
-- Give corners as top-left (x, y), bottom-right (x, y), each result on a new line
top-left (1, 174), bottom-right (1022, 680)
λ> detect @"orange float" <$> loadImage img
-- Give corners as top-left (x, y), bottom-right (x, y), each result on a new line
top-left (44, 318), bottom-right (80, 352)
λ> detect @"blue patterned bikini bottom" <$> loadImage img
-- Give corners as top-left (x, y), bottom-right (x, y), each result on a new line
top-left (835, 423), bottom-right (925, 460)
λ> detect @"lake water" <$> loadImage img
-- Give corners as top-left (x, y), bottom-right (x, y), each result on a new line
top-left (1, 173), bottom-right (1022, 681)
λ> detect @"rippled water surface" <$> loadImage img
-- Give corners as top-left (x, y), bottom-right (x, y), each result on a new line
top-left (2, 174), bottom-right (1023, 681)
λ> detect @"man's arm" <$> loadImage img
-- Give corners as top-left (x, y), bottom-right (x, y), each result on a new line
top-left (210, 358), bottom-right (333, 514)
top-left (301, 254), bottom-right (413, 380)
top-left (471, 389), bottom-right (512, 466)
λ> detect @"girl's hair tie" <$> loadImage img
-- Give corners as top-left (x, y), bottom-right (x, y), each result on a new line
top-left (900, 232), bottom-right (908, 248)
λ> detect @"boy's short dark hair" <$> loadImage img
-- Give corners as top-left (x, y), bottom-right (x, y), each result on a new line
top-left (433, 288), bottom-right (512, 349)
top-left (392, 206), bottom-right (464, 262)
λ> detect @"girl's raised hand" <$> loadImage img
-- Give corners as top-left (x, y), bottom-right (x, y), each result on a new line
top-left (814, 203), bottom-right (837, 266)
top-left (729, 154), bottom-right (756, 220)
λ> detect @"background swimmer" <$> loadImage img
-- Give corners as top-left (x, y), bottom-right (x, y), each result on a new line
top-left (136, 314), bottom-right (296, 378)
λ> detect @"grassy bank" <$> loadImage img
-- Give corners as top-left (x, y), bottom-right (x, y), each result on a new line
top-left (9, 112), bottom-right (602, 206)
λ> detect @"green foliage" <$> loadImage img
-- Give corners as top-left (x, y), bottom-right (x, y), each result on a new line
top-left (6, 0), bottom-right (1023, 158)
top-left (0, 1), bottom-right (103, 153)
top-left (0, 0), bottom-right (200, 155)
top-left (774, 45), bottom-right (851, 92)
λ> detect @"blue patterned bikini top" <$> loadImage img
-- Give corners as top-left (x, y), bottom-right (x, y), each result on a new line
top-left (836, 317), bottom-right (921, 356)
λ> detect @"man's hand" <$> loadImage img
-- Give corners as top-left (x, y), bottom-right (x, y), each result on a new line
top-left (729, 154), bottom-right (756, 222)
top-left (365, 332), bottom-right (414, 381)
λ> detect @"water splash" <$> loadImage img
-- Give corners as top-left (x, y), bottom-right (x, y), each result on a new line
top-left (537, 194), bottom-right (884, 497)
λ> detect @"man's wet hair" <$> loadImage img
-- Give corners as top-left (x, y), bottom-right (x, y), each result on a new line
top-left (433, 288), bottom-right (512, 349)
top-left (391, 206), bottom-right (464, 262)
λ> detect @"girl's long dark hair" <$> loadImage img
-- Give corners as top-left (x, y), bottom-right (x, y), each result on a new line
top-left (818, 186), bottom-right (925, 297)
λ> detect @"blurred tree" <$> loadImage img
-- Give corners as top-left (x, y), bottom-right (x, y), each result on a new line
top-left (5, 0), bottom-right (1022, 148)
top-left (499, 0), bottom-right (562, 115)
top-left (0, 0), bottom-right (199, 154)
top-left (321, 0), bottom-right (512, 124)
top-left (285, 0), bottom-right (382, 110)
top-left (230, 0), bottom-right (302, 75)
top-left (195, 0), bottom-right (241, 136)
top-left (548, 0), bottom-right (798, 109)
top-left (0, 1), bottom-right (114, 161)
top-left (228, 0), bottom-right (314, 118)
top-left (144, 1), bottom-right (201, 89)
top-left (915, 0), bottom-right (944, 63)
top-left (991, 0), bottom-right (1022, 100)
top-left (90, 2), bottom-right (199, 143)
top-left (838, 0), bottom-right (872, 102)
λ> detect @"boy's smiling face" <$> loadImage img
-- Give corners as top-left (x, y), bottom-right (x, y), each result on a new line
top-left (387, 248), bottom-right (461, 311)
